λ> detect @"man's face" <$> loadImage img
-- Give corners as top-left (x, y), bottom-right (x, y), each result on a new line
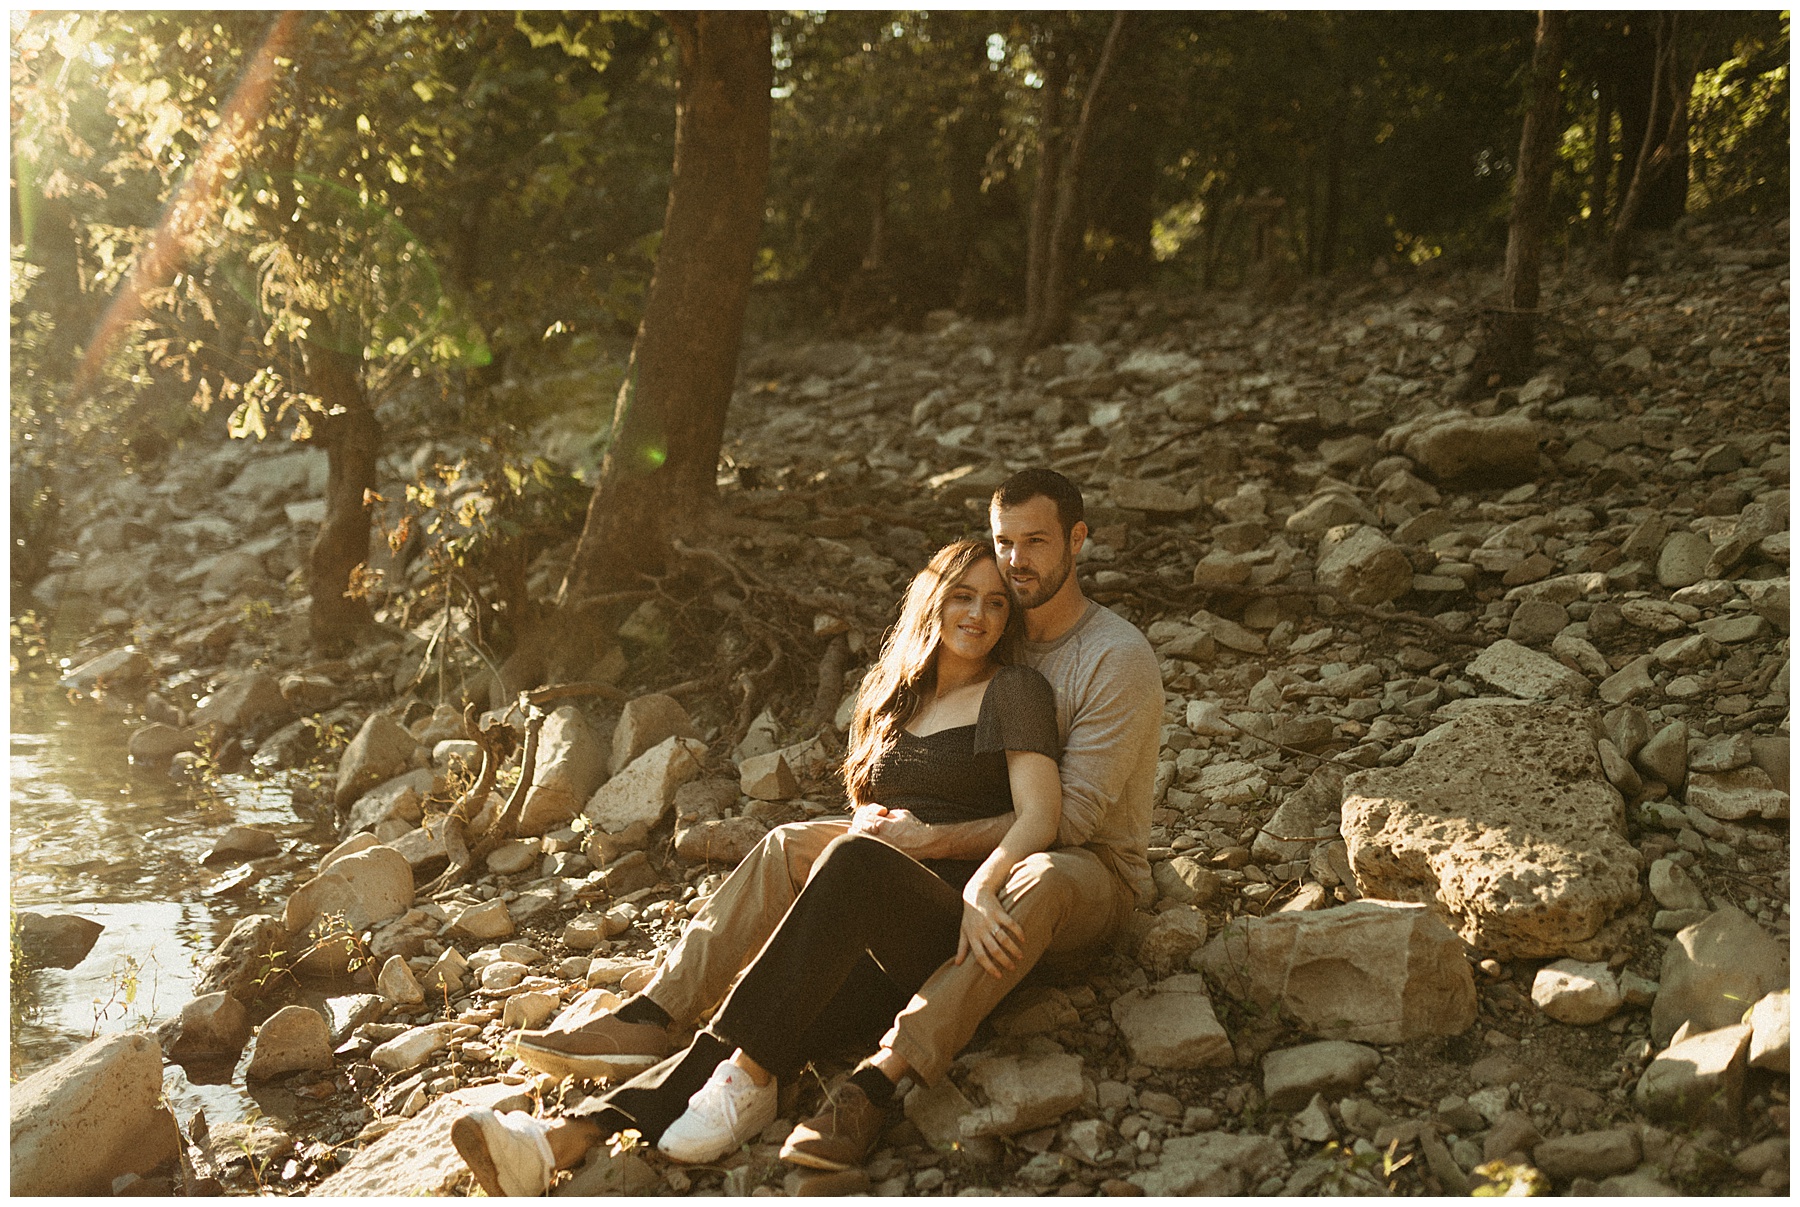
top-left (991, 495), bottom-right (1084, 610)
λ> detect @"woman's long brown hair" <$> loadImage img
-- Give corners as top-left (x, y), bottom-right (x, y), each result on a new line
top-left (843, 539), bottom-right (1023, 806)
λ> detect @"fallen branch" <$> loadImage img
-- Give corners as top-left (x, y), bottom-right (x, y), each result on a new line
top-left (526, 680), bottom-right (629, 707)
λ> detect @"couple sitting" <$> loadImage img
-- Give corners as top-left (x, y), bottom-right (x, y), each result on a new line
top-left (452, 468), bottom-right (1163, 1195)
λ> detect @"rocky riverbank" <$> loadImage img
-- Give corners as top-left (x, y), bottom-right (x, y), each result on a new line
top-left (12, 214), bottom-right (1789, 1196)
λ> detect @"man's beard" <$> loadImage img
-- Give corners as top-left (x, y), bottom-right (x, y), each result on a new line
top-left (1011, 542), bottom-right (1073, 610)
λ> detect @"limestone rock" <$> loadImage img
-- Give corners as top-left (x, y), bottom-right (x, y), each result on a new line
top-left (1648, 859), bottom-right (1707, 912)
top-left (518, 706), bottom-right (607, 836)
top-left (1599, 655), bottom-right (1657, 705)
top-left (1656, 531), bottom-right (1714, 588)
top-left (485, 838), bottom-right (539, 875)
top-left (1507, 599), bottom-right (1569, 644)
top-left (14, 912), bottom-right (105, 970)
top-left (1187, 609), bottom-right (1267, 654)
top-left (1688, 731), bottom-right (1753, 774)
top-left (59, 646), bottom-right (152, 692)
top-left (740, 750), bottom-right (800, 800)
top-left (1287, 493), bottom-right (1378, 536)
top-left (314, 1082), bottom-right (532, 1196)
top-left (612, 693), bottom-right (698, 776)
top-left (335, 712), bottom-right (420, 808)
top-left (1154, 854), bottom-right (1222, 906)
top-left (1251, 763), bottom-right (1347, 864)
top-left (904, 1077), bottom-right (998, 1162)
top-left (378, 954), bottom-right (425, 1005)
top-left (1652, 908), bottom-right (1789, 1045)
top-left (1197, 901), bottom-right (1476, 1042)
top-left (1110, 974), bottom-right (1234, 1068)
top-left (1530, 959), bottom-right (1623, 1025)
top-left (584, 736), bottom-right (706, 833)
top-left (1466, 639), bottom-right (1593, 701)
top-left (1602, 704), bottom-right (1653, 761)
top-left (1340, 704), bottom-right (1640, 959)
top-left (674, 816), bottom-right (770, 866)
top-left (1748, 989), bottom-right (1789, 1072)
top-left (1262, 1041), bottom-right (1382, 1110)
top-left (371, 1023), bottom-right (455, 1074)
top-left (1129, 1131), bottom-right (1290, 1196)
top-left (245, 1004), bottom-right (335, 1080)
top-left (191, 670), bottom-right (291, 737)
top-left (1739, 575), bottom-right (1789, 631)
top-left (502, 991), bottom-right (561, 1031)
top-left (1316, 524), bottom-right (1413, 606)
top-left (959, 1052), bottom-right (1085, 1138)
top-left (1111, 478), bottom-right (1200, 513)
top-left (1532, 1128), bottom-right (1642, 1182)
top-left (1635, 721), bottom-right (1688, 791)
top-left (1636, 1023), bottom-right (1751, 1127)
top-left (344, 769), bottom-right (435, 836)
top-left (1685, 768), bottom-right (1788, 821)
top-left (127, 722), bottom-right (198, 767)
top-left (158, 991), bottom-right (250, 1061)
top-left (194, 913), bottom-right (287, 1002)
top-left (9, 1032), bottom-right (181, 1195)
top-left (1393, 412), bottom-right (1540, 485)
top-left (449, 898), bottom-right (515, 941)
top-left (203, 825), bottom-right (281, 865)
top-left (284, 845), bottom-right (414, 935)
top-left (1136, 906), bottom-right (1208, 976)
top-left (279, 671), bottom-right (342, 711)
top-left (324, 994), bottom-right (386, 1046)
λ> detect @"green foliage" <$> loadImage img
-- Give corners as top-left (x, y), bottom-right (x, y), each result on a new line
top-left (1686, 14), bottom-right (1790, 216)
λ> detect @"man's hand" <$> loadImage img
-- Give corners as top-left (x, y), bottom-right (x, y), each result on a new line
top-left (849, 805), bottom-right (937, 857)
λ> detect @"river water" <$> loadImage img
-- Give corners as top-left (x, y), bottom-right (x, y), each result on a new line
top-left (10, 683), bottom-right (335, 1128)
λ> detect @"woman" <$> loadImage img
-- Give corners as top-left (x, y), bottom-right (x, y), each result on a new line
top-left (453, 540), bottom-right (1064, 1190)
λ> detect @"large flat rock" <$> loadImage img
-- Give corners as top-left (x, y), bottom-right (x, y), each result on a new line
top-left (312, 1080), bottom-right (532, 1195)
top-left (1340, 704), bottom-right (1641, 959)
top-left (1196, 900), bottom-right (1476, 1043)
top-left (11, 1032), bottom-right (181, 1195)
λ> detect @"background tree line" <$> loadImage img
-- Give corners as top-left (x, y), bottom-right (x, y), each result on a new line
top-left (11, 10), bottom-right (1790, 663)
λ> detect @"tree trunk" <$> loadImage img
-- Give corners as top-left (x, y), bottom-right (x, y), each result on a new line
top-left (1607, 13), bottom-right (1687, 279)
top-left (304, 339), bottom-right (380, 650)
top-left (1591, 75), bottom-right (1613, 232)
top-left (555, 11), bottom-right (770, 627)
top-left (1476, 10), bottom-right (1567, 384)
top-left (1022, 36), bottom-right (1069, 335)
top-left (1025, 12), bottom-right (1129, 352)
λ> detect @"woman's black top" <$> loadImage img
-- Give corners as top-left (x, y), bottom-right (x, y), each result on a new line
top-left (864, 663), bottom-right (1061, 888)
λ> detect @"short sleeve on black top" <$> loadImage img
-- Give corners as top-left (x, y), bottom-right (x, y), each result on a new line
top-left (972, 664), bottom-right (1061, 761)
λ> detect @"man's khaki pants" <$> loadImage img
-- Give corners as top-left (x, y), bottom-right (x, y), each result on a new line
top-left (641, 819), bottom-right (1133, 1085)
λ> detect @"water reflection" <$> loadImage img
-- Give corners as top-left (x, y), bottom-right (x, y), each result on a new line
top-left (10, 685), bottom-right (330, 1126)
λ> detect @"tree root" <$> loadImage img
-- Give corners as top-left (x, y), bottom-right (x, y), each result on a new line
top-left (803, 634), bottom-right (850, 735)
top-left (418, 704), bottom-right (497, 898)
top-left (465, 705), bottom-right (545, 870)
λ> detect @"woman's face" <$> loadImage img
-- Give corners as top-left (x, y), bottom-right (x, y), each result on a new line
top-left (936, 558), bottom-right (1011, 665)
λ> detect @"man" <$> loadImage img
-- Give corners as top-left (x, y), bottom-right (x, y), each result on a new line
top-left (452, 469), bottom-right (1163, 1194)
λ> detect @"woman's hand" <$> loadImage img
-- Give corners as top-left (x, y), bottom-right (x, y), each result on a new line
top-left (850, 805), bottom-right (937, 857)
top-left (956, 884), bottom-right (1025, 978)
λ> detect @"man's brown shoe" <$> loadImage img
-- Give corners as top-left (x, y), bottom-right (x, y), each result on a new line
top-left (511, 1014), bottom-right (675, 1081)
top-left (779, 1082), bottom-right (888, 1171)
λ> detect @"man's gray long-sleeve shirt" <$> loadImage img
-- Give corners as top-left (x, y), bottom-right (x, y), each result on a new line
top-left (1020, 600), bottom-right (1164, 908)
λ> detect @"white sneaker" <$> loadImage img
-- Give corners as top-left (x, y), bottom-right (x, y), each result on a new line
top-left (451, 1107), bottom-right (555, 1196)
top-left (657, 1058), bottom-right (778, 1164)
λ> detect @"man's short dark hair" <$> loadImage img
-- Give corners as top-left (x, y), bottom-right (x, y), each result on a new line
top-left (991, 468), bottom-right (1085, 539)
